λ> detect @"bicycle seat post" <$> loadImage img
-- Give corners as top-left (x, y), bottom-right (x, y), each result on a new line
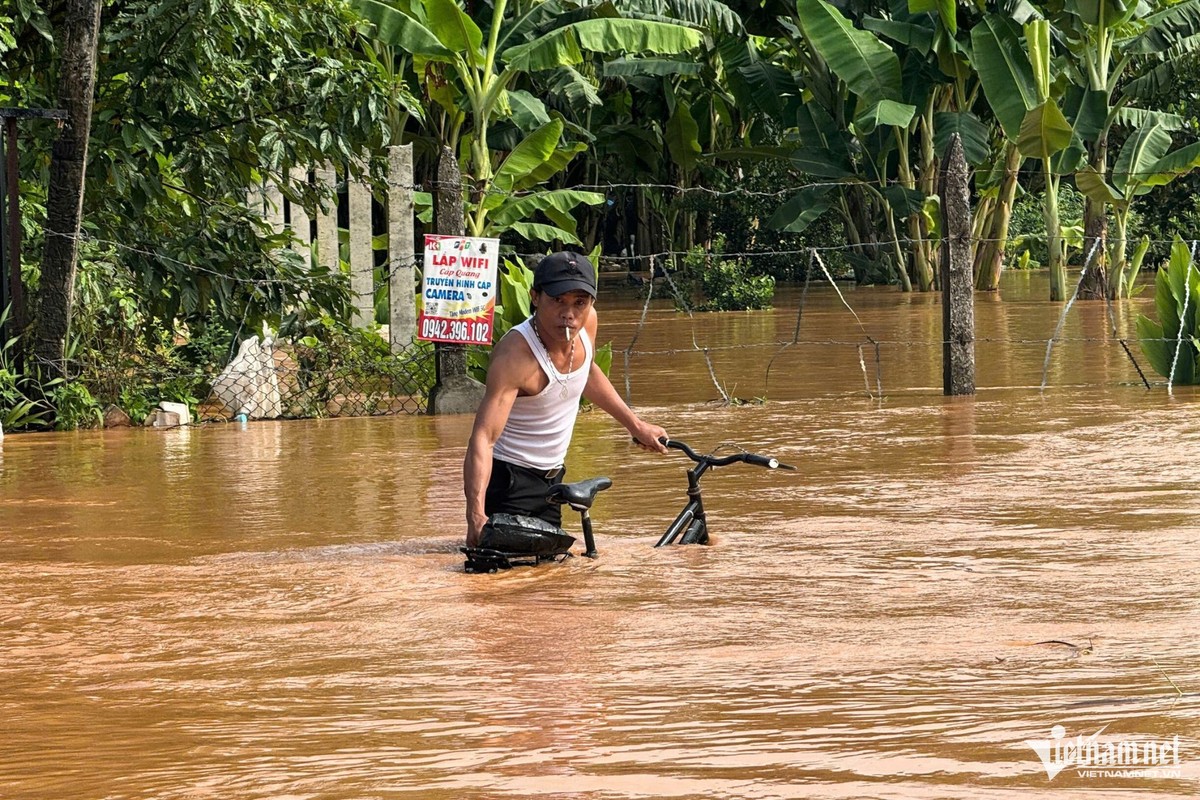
top-left (580, 508), bottom-right (597, 559)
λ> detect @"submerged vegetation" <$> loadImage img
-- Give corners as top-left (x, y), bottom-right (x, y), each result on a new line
top-left (1138, 238), bottom-right (1200, 385)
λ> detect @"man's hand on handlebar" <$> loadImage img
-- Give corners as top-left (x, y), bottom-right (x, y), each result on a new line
top-left (629, 422), bottom-right (670, 453)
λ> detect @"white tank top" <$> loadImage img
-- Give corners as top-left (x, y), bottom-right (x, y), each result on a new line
top-left (492, 317), bottom-right (593, 471)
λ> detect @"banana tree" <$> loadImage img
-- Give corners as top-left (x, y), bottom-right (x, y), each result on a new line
top-left (352, 0), bottom-right (702, 240)
top-left (969, 12), bottom-right (1040, 290)
top-left (771, 0), bottom-right (993, 292)
top-left (1137, 236), bottom-right (1200, 384)
top-left (1076, 120), bottom-right (1200, 297)
top-left (1012, 19), bottom-right (1076, 300)
top-left (764, 0), bottom-right (929, 289)
top-left (1037, 0), bottom-right (1200, 298)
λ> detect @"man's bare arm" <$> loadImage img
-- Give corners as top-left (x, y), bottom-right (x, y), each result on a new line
top-left (463, 337), bottom-right (525, 545)
top-left (581, 308), bottom-right (669, 452)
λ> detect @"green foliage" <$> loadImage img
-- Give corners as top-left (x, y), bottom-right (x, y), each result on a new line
top-left (1007, 184), bottom-right (1086, 267)
top-left (1138, 237), bottom-right (1200, 384)
top-left (48, 383), bottom-right (104, 431)
top-left (679, 156), bottom-right (847, 280)
top-left (4, 0), bottom-right (387, 350)
top-left (678, 235), bottom-right (775, 311)
top-left (1131, 186), bottom-right (1200, 266)
top-left (0, 308), bottom-right (55, 431)
top-left (63, 257), bottom-right (222, 424)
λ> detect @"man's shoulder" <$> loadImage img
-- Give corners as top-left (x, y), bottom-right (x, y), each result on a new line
top-left (495, 325), bottom-right (534, 358)
top-left (488, 326), bottom-right (538, 384)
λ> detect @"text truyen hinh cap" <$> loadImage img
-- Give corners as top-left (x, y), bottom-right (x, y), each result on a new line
top-left (533, 251), bottom-right (597, 298)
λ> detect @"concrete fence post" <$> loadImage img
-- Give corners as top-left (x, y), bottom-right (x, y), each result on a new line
top-left (940, 134), bottom-right (976, 396)
top-left (314, 162), bottom-right (339, 273)
top-left (263, 179), bottom-right (285, 235)
top-left (288, 166), bottom-right (311, 259)
top-left (388, 144), bottom-right (416, 349)
top-left (348, 163), bottom-right (374, 328)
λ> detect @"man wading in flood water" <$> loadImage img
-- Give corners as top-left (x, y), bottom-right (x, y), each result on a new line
top-left (463, 252), bottom-right (669, 547)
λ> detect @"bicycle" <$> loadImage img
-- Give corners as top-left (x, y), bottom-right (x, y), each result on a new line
top-left (462, 439), bottom-right (794, 573)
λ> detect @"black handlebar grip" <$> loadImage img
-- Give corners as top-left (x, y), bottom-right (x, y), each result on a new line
top-left (745, 454), bottom-right (778, 469)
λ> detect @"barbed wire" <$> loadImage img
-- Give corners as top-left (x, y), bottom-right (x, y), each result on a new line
top-left (398, 172), bottom-right (1200, 195)
top-left (23, 191), bottom-right (1199, 415)
top-left (267, 167), bottom-right (1200, 212)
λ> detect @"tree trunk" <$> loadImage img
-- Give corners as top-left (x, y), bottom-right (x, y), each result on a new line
top-left (974, 142), bottom-right (1021, 291)
top-left (1044, 169), bottom-right (1066, 301)
top-left (842, 189), bottom-right (880, 283)
top-left (34, 0), bottom-right (102, 382)
top-left (1078, 135), bottom-right (1109, 300)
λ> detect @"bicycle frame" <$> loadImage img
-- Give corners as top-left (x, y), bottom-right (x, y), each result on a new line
top-left (652, 439), bottom-right (794, 547)
top-left (655, 458), bottom-right (712, 546)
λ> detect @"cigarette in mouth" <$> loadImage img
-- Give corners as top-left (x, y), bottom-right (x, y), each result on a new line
top-left (564, 325), bottom-right (572, 342)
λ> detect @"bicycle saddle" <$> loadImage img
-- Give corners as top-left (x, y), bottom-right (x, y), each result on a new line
top-left (546, 477), bottom-right (612, 511)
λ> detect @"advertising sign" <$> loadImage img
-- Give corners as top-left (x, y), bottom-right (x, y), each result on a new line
top-left (417, 235), bottom-right (499, 346)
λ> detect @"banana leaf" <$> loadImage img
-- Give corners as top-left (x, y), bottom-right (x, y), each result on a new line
top-left (765, 184), bottom-right (837, 233)
top-left (796, 0), bottom-right (903, 105)
top-left (1112, 120), bottom-right (1172, 194)
top-left (970, 14), bottom-right (1037, 142)
top-left (488, 189), bottom-right (605, 230)
top-left (1017, 101), bottom-right (1073, 159)
top-left (350, 0), bottom-right (454, 59)
top-left (491, 119), bottom-right (564, 196)
top-left (933, 111), bottom-right (991, 165)
top-left (501, 19), bottom-right (702, 72)
top-left (666, 98), bottom-right (702, 174)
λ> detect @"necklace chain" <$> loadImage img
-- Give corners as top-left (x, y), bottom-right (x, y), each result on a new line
top-left (531, 317), bottom-right (576, 393)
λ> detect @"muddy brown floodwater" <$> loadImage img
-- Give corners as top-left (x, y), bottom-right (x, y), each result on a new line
top-left (2, 273), bottom-right (1199, 799)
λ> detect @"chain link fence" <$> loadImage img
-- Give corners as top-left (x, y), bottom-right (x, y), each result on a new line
top-left (201, 336), bottom-right (433, 419)
top-left (62, 335), bottom-right (434, 426)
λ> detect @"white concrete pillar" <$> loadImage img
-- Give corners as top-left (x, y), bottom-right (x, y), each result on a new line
top-left (388, 144), bottom-right (416, 349)
top-left (349, 171), bottom-right (375, 327)
top-left (288, 166), bottom-right (312, 263)
top-left (263, 179), bottom-right (285, 235)
top-left (315, 162), bottom-right (339, 272)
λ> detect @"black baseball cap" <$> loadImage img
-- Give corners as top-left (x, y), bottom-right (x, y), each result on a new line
top-left (533, 251), bottom-right (597, 298)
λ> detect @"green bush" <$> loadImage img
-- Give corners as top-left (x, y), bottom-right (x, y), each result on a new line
top-left (1, 307), bottom-right (55, 430)
top-left (678, 235), bottom-right (775, 312)
top-left (1137, 237), bottom-right (1200, 384)
top-left (1008, 184), bottom-right (1086, 267)
top-left (49, 382), bottom-right (104, 430)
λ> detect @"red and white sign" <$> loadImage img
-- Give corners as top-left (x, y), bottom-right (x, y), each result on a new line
top-left (417, 235), bottom-right (499, 346)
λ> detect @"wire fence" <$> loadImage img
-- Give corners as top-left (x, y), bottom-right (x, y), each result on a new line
top-left (53, 335), bottom-right (433, 424)
top-left (201, 337), bottom-right (431, 419)
top-left (8, 178), bottom-right (1200, 428)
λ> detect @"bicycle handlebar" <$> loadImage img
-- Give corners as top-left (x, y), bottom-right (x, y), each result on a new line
top-left (647, 438), bottom-right (796, 471)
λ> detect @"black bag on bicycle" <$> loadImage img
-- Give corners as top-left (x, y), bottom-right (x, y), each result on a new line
top-left (477, 513), bottom-right (576, 556)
